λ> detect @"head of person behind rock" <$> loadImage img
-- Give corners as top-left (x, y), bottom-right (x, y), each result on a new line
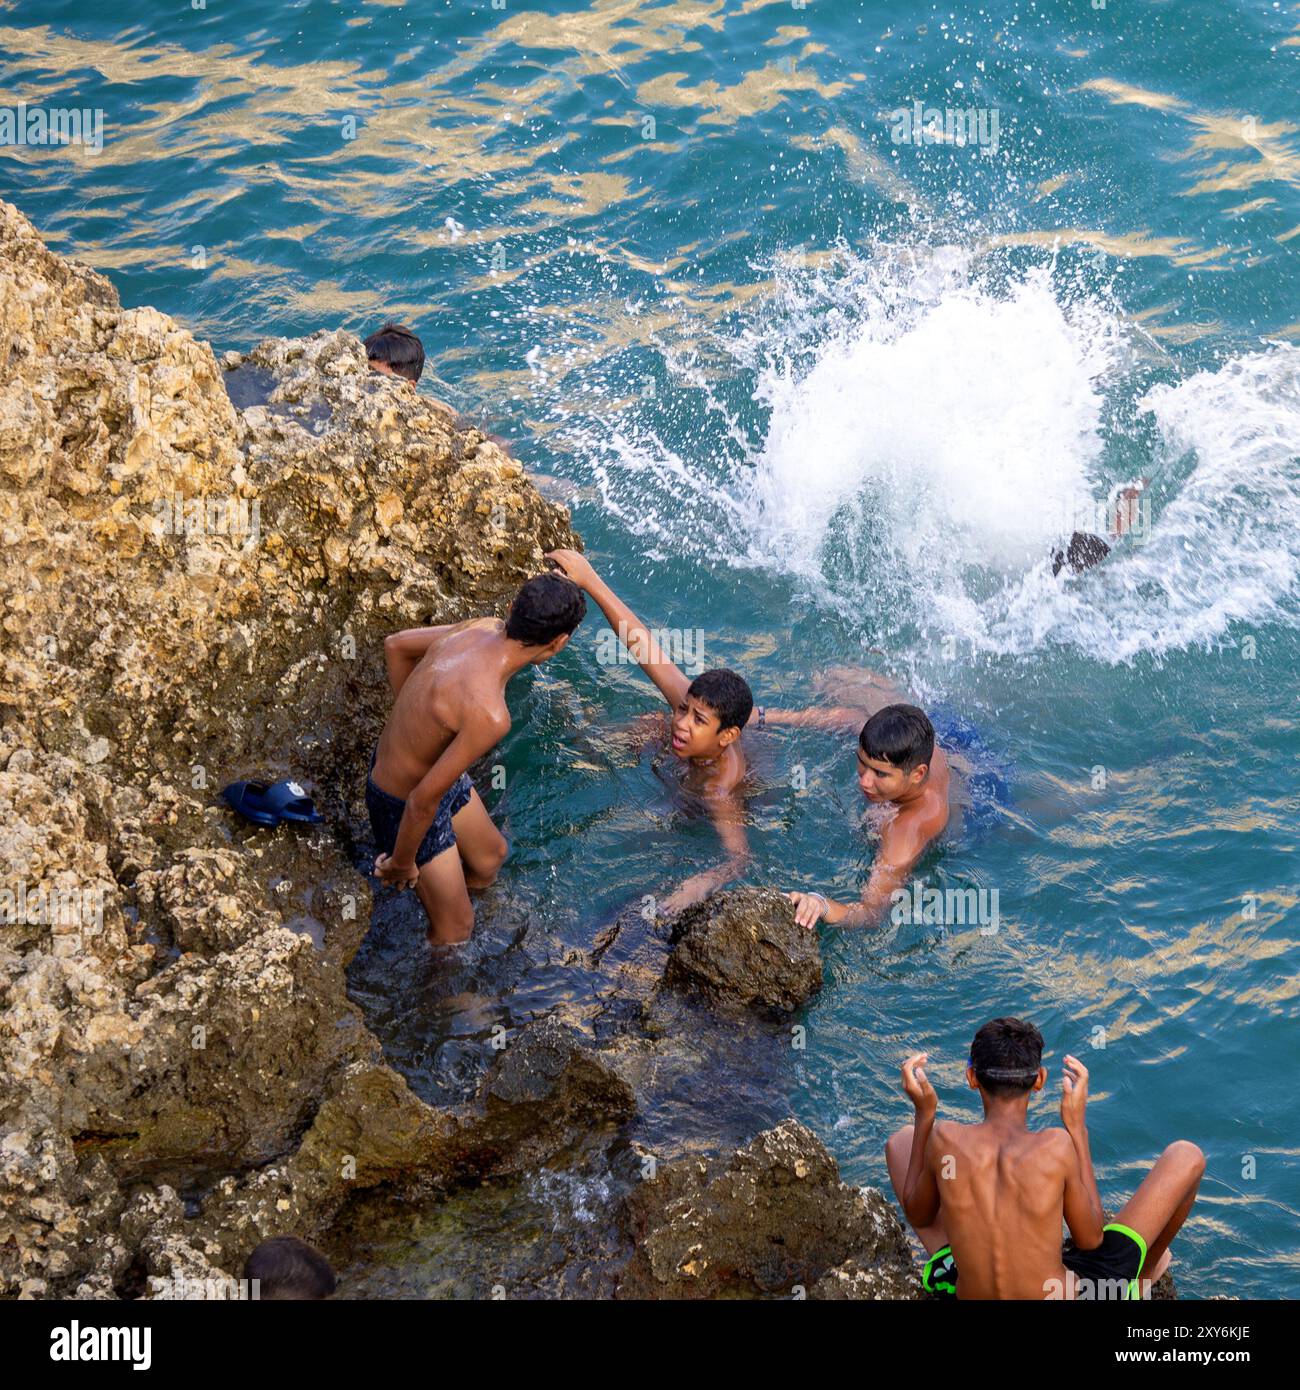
top-left (364, 321), bottom-right (424, 385)
top-left (244, 1235), bottom-right (337, 1300)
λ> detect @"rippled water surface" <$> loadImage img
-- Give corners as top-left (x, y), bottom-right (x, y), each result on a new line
top-left (5, 0), bottom-right (1298, 1297)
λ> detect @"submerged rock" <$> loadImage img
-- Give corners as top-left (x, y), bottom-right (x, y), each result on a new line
top-left (188, 1019), bottom-right (634, 1282)
top-left (662, 887), bottom-right (823, 1013)
top-left (473, 1016), bottom-right (637, 1170)
top-left (0, 198), bottom-right (581, 1296)
top-left (616, 1120), bottom-right (918, 1300)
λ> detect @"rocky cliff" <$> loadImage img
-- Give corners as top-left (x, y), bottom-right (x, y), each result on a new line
top-left (0, 199), bottom-right (586, 1297)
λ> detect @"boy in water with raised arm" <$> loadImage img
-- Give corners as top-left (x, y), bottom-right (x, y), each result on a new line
top-left (369, 571), bottom-right (586, 944)
top-left (545, 549), bottom-right (870, 913)
top-left (887, 1017), bottom-right (1205, 1300)
top-left (787, 702), bottom-right (951, 928)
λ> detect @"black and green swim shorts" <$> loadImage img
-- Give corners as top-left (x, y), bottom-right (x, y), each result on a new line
top-left (921, 1222), bottom-right (1149, 1300)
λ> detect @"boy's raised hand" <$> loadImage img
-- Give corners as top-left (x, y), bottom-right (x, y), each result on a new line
top-left (902, 1051), bottom-right (938, 1118)
top-left (1059, 1053), bottom-right (1090, 1132)
top-left (545, 549), bottom-right (598, 592)
top-left (546, 549), bottom-right (690, 710)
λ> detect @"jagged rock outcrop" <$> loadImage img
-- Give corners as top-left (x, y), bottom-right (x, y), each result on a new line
top-left (662, 887), bottom-right (823, 1013)
top-left (155, 1017), bottom-right (635, 1292)
top-left (616, 1120), bottom-right (918, 1299)
top-left (0, 198), bottom-right (585, 1297)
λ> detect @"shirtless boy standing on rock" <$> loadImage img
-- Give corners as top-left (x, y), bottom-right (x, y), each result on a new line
top-left (368, 571), bottom-right (586, 944)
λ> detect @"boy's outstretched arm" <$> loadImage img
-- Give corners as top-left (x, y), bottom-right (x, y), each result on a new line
top-left (752, 664), bottom-right (905, 733)
top-left (659, 791), bottom-right (751, 914)
top-left (546, 549), bottom-right (690, 710)
top-left (751, 706), bottom-right (869, 732)
top-left (786, 809), bottom-right (934, 928)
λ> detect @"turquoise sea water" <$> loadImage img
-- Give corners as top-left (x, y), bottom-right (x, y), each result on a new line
top-left (4, 0), bottom-right (1298, 1298)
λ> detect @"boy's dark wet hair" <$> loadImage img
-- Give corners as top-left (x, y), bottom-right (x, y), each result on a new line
top-left (1051, 530), bottom-right (1111, 577)
top-left (859, 703), bottom-right (935, 773)
top-left (504, 572), bottom-right (587, 646)
top-left (364, 322), bottom-right (425, 382)
top-left (970, 1017), bottom-right (1044, 1098)
top-left (244, 1235), bottom-right (336, 1300)
top-left (686, 668), bottom-right (754, 734)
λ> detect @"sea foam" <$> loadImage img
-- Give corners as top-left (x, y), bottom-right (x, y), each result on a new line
top-left (575, 242), bottom-right (1300, 666)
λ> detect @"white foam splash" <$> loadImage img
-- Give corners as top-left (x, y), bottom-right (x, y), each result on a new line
top-left (1048, 344), bottom-right (1300, 661)
top-left (739, 246), bottom-right (1120, 576)
top-left (568, 243), bottom-right (1300, 665)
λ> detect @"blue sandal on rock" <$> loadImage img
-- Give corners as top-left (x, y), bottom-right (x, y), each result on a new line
top-left (221, 779), bottom-right (324, 826)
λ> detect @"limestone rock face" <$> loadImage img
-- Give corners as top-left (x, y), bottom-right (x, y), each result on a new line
top-left (663, 887), bottom-right (823, 1013)
top-left (0, 199), bottom-right (581, 1296)
top-left (616, 1120), bottom-right (918, 1300)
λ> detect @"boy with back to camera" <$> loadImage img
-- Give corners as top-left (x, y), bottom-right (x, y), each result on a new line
top-left (886, 1016), bottom-right (1205, 1300)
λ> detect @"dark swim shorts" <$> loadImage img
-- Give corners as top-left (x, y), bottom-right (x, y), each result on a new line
top-left (927, 704), bottom-right (1012, 836)
top-left (366, 751), bottom-right (474, 868)
top-left (922, 1222), bottom-right (1148, 1301)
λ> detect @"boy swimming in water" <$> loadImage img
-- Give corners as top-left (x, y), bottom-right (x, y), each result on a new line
top-left (545, 549), bottom-right (869, 913)
top-left (787, 702), bottom-right (951, 928)
top-left (886, 1017), bottom-right (1204, 1300)
top-left (369, 571), bottom-right (586, 944)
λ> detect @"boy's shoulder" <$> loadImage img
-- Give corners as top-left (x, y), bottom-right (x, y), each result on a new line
top-left (924, 1117), bottom-right (987, 1170)
top-left (885, 784), bottom-right (949, 840)
top-left (928, 1115), bottom-right (979, 1151)
top-left (409, 636), bottom-right (510, 723)
top-left (920, 775), bottom-right (953, 824)
top-left (1013, 1125), bottom-right (1076, 1173)
top-left (1036, 1125), bottom-right (1075, 1158)
top-left (932, 1120), bottom-right (1070, 1164)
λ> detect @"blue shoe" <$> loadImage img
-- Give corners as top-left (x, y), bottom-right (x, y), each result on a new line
top-left (221, 779), bottom-right (324, 826)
